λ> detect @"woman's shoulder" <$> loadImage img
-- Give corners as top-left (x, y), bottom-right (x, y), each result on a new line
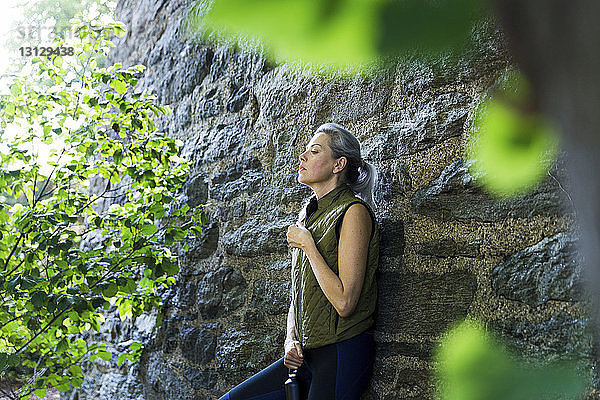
top-left (343, 191), bottom-right (375, 219)
top-left (335, 197), bottom-right (377, 240)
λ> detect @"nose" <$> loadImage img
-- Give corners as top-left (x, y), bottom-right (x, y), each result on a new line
top-left (299, 150), bottom-right (308, 162)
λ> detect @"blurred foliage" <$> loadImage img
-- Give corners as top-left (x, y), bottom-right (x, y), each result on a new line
top-left (0, 16), bottom-right (206, 399)
top-left (3, 0), bottom-right (117, 74)
top-left (17, 0), bottom-right (116, 40)
top-left (184, 0), bottom-right (491, 77)
top-left (188, 0), bottom-right (558, 197)
top-left (466, 70), bottom-right (559, 197)
top-left (435, 320), bottom-right (590, 400)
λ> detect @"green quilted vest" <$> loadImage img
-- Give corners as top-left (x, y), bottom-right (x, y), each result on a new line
top-left (291, 183), bottom-right (379, 349)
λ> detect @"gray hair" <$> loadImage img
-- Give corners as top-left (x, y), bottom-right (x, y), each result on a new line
top-left (315, 123), bottom-right (378, 212)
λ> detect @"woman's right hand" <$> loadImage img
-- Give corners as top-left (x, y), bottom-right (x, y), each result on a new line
top-left (284, 340), bottom-right (304, 369)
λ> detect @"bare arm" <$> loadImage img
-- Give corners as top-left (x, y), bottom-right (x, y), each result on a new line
top-left (302, 203), bottom-right (372, 317)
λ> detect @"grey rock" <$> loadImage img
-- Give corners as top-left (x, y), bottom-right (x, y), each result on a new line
top-left (492, 312), bottom-right (593, 362)
top-left (182, 367), bottom-right (219, 390)
top-left (274, 172), bottom-right (313, 206)
top-left (183, 220), bottom-right (219, 261)
top-left (222, 216), bottom-right (291, 257)
top-left (193, 119), bottom-right (252, 162)
top-left (197, 85), bottom-right (224, 118)
top-left (210, 157), bottom-right (264, 202)
top-left (172, 100), bottom-right (192, 131)
top-left (379, 218), bottom-right (405, 258)
top-left (216, 326), bottom-right (284, 384)
top-left (267, 259), bottom-right (291, 271)
top-left (371, 357), bottom-right (397, 390)
top-left (253, 68), bottom-right (312, 121)
top-left (376, 162), bottom-right (412, 201)
top-left (197, 266), bottom-right (247, 319)
top-left (227, 85), bottom-right (251, 112)
top-left (397, 368), bottom-right (430, 386)
top-left (375, 92), bottom-right (471, 159)
top-left (377, 270), bottom-right (477, 335)
top-left (157, 46), bottom-right (213, 104)
top-left (66, 367), bottom-right (145, 400)
top-left (156, 316), bottom-right (181, 354)
top-left (174, 281), bottom-right (197, 310)
top-left (211, 157), bottom-right (262, 186)
top-left (179, 326), bottom-right (217, 365)
top-left (249, 279), bottom-right (291, 316)
top-left (411, 160), bottom-right (571, 222)
top-left (415, 238), bottom-right (480, 258)
top-left (141, 355), bottom-right (194, 400)
top-left (183, 173), bottom-right (209, 208)
top-left (220, 200), bottom-right (247, 221)
top-left (74, 1), bottom-right (589, 399)
top-left (377, 341), bottom-right (435, 360)
top-left (492, 232), bottom-right (583, 306)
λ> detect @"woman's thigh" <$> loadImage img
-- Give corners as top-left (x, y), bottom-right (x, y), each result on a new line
top-left (306, 331), bottom-right (375, 400)
top-left (219, 357), bottom-right (289, 400)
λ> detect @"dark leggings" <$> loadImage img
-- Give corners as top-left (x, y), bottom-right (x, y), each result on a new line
top-left (218, 330), bottom-right (375, 400)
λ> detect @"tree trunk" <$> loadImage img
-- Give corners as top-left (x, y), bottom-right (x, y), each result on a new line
top-left (493, 0), bottom-right (600, 354)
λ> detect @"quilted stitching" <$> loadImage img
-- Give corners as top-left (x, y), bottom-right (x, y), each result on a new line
top-left (291, 185), bottom-right (379, 349)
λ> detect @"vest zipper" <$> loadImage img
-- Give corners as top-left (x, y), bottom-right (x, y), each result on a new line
top-left (298, 217), bottom-right (311, 346)
top-left (299, 256), bottom-right (304, 345)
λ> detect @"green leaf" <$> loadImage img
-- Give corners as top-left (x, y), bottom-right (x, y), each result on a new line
top-left (10, 83), bottom-right (22, 96)
top-left (117, 352), bottom-right (127, 366)
top-left (110, 79), bottom-right (127, 94)
top-left (31, 291), bottom-right (47, 307)
top-left (162, 258), bottom-right (179, 275)
top-left (435, 319), bottom-right (589, 400)
top-left (53, 56), bottom-right (63, 68)
top-left (0, 18), bottom-right (193, 390)
top-left (466, 99), bottom-right (559, 197)
top-left (54, 338), bottom-right (68, 353)
top-left (102, 282), bottom-right (118, 298)
top-left (69, 364), bottom-right (84, 377)
top-left (5, 102), bottom-right (15, 117)
top-left (56, 381), bottom-right (71, 392)
top-left (141, 223), bottom-right (158, 235)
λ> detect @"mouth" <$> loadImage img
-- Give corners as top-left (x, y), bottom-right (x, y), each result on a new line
top-left (299, 166), bottom-right (306, 172)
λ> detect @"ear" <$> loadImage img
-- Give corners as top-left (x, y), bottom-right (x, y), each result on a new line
top-left (333, 157), bottom-right (347, 174)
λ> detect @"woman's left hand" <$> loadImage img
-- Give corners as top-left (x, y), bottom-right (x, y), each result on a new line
top-left (287, 223), bottom-right (315, 251)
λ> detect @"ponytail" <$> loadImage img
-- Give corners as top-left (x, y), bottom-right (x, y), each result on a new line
top-left (350, 160), bottom-right (378, 212)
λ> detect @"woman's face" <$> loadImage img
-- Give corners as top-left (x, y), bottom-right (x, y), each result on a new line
top-left (297, 132), bottom-right (343, 185)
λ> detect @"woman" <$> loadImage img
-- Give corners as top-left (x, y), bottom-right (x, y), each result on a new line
top-left (219, 123), bottom-right (379, 400)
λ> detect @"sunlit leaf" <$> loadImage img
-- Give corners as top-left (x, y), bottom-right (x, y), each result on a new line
top-left (377, 0), bottom-right (488, 55)
top-left (194, 0), bottom-right (380, 75)
top-left (467, 99), bottom-right (559, 197)
top-left (189, 0), bottom-right (489, 75)
top-left (10, 83), bottom-right (22, 96)
top-left (110, 79), bottom-right (127, 94)
top-left (436, 320), bottom-right (512, 400)
top-left (53, 56), bottom-right (63, 68)
top-left (435, 319), bottom-right (590, 400)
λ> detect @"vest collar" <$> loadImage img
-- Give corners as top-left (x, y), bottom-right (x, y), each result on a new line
top-left (306, 183), bottom-right (351, 222)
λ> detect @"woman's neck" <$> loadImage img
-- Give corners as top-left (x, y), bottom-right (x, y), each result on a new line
top-left (311, 180), bottom-right (344, 200)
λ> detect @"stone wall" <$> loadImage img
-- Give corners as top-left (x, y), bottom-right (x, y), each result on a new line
top-left (65, 1), bottom-right (594, 399)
